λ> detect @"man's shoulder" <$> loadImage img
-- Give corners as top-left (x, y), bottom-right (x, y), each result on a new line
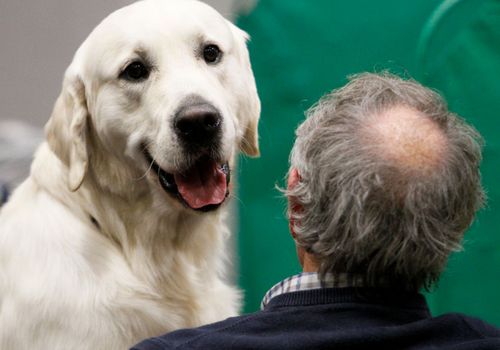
top-left (131, 313), bottom-right (261, 350)
top-left (129, 289), bottom-right (500, 350)
top-left (439, 312), bottom-right (500, 338)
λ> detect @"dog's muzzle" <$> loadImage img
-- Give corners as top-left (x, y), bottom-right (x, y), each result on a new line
top-left (142, 97), bottom-right (231, 211)
top-left (143, 149), bottom-right (230, 212)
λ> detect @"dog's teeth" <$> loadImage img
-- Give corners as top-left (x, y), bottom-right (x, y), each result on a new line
top-left (221, 163), bottom-right (230, 185)
top-left (158, 171), bottom-right (177, 192)
top-left (220, 163), bottom-right (229, 175)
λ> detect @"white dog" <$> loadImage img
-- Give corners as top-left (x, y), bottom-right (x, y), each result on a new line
top-left (0, 0), bottom-right (260, 348)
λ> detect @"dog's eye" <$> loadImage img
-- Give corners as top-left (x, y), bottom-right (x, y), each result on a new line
top-left (120, 61), bottom-right (150, 82)
top-left (203, 44), bottom-right (222, 64)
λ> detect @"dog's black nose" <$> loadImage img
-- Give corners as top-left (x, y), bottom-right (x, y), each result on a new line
top-left (174, 104), bottom-right (222, 146)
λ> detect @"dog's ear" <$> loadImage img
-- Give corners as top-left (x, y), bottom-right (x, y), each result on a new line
top-left (241, 112), bottom-right (260, 157)
top-left (229, 22), bottom-right (261, 157)
top-left (45, 73), bottom-right (89, 192)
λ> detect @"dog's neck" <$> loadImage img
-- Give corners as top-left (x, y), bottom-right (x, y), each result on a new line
top-left (31, 143), bottom-right (231, 298)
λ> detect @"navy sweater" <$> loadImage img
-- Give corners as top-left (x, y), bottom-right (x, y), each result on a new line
top-left (131, 288), bottom-right (500, 349)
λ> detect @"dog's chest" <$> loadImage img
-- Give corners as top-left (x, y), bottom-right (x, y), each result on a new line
top-left (1, 254), bottom-right (237, 350)
top-left (0, 178), bottom-right (240, 349)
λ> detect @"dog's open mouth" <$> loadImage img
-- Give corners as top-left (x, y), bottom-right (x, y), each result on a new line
top-left (143, 149), bottom-right (230, 212)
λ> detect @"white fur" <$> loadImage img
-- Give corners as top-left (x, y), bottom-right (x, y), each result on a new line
top-left (0, 0), bottom-right (260, 349)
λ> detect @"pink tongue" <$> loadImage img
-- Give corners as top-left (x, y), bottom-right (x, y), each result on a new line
top-left (174, 159), bottom-right (227, 209)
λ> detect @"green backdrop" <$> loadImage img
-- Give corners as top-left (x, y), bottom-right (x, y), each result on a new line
top-left (235, 0), bottom-right (500, 326)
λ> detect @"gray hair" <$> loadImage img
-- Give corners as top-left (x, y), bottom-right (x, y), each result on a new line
top-left (286, 72), bottom-right (485, 290)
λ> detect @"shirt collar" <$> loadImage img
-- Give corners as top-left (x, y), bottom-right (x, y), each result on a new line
top-left (261, 272), bottom-right (365, 310)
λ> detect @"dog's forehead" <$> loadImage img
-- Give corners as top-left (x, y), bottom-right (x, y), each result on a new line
top-left (70, 0), bottom-right (238, 78)
top-left (88, 0), bottom-right (232, 51)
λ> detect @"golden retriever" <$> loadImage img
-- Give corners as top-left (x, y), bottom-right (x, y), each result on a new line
top-left (0, 0), bottom-right (260, 348)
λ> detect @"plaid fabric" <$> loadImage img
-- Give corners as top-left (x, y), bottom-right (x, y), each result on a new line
top-left (261, 272), bottom-right (364, 310)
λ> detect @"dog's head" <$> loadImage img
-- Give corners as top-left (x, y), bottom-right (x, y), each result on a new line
top-left (45, 0), bottom-right (260, 212)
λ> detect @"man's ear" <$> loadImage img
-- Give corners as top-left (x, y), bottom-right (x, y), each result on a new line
top-left (228, 21), bottom-right (261, 157)
top-left (45, 74), bottom-right (89, 192)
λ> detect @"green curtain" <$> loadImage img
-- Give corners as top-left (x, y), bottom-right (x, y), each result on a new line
top-left (416, 0), bottom-right (500, 325)
top-left (236, 0), bottom-right (500, 326)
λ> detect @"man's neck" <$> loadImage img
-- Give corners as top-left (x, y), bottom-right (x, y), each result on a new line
top-left (301, 251), bottom-right (320, 273)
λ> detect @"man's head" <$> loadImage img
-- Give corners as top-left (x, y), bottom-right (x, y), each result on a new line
top-left (287, 72), bottom-right (484, 290)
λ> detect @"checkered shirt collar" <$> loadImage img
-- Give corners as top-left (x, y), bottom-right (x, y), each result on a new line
top-left (260, 272), bottom-right (364, 310)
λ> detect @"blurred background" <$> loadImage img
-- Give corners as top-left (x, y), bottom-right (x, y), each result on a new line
top-left (1, 0), bottom-right (499, 326)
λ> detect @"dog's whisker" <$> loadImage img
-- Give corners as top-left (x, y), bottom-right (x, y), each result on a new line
top-left (131, 140), bottom-right (156, 181)
top-left (240, 137), bottom-right (255, 151)
top-left (229, 193), bottom-right (244, 207)
top-left (134, 159), bottom-right (155, 181)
